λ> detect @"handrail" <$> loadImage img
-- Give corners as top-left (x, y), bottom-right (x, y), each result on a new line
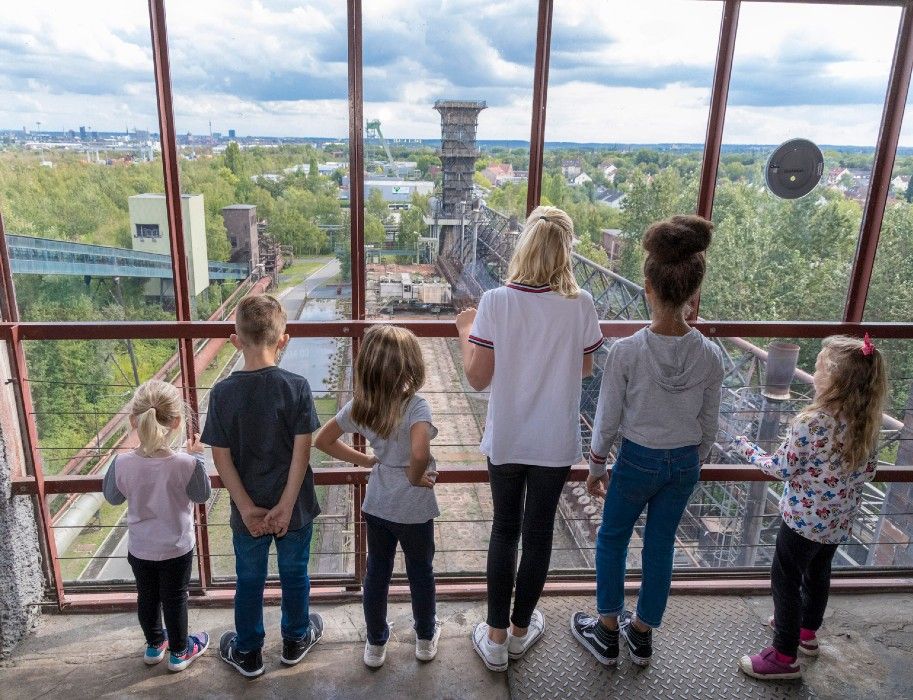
top-left (11, 463), bottom-right (913, 496)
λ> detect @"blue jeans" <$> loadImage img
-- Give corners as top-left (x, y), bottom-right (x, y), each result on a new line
top-left (233, 523), bottom-right (313, 652)
top-left (595, 439), bottom-right (700, 628)
top-left (363, 513), bottom-right (436, 645)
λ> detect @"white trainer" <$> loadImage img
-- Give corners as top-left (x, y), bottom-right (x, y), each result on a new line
top-left (364, 640), bottom-right (387, 668)
top-left (472, 622), bottom-right (508, 672)
top-left (508, 609), bottom-right (545, 660)
top-left (415, 620), bottom-right (443, 661)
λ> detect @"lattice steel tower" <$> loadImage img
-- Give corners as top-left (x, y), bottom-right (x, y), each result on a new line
top-left (434, 100), bottom-right (487, 217)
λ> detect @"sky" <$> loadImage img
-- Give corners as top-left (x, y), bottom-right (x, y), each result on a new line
top-left (1, 0), bottom-right (910, 147)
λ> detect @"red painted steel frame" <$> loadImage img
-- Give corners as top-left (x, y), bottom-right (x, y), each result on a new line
top-left (692, 0), bottom-right (740, 321)
top-left (348, 0), bottom-right (366, 322)
top-left (526, 0), bottom-right (554, 216)
top-left (7, 319), bottom-right (913, 341)
top-left (148, 0), bottom-right (211, 588)
top-left (845, 4), bottom-right (913, 322)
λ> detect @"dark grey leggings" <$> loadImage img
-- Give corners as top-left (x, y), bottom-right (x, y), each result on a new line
top-left (128, 549), bottom-right (193, 654)
top-left (486, 460), bottom-right (570, 629)
top-left (771, 521), bottom-right (838, 657)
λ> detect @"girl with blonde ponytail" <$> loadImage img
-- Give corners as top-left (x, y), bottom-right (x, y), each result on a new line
top-left (102, 379), bottom-right (212, 672)
top-left (735, 335), bottom-right (888, 681)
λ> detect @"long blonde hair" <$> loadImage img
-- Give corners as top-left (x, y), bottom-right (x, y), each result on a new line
top-left (506, 205), bottom-right (580, 298)
top-left (130, 380), bottom-right (185, 457)
top-left (351, 325), bottom-right (426, 439)
top-left (799, 335), bottom-right (888, 470)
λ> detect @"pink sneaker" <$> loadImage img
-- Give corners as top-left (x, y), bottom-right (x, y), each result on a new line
top-left (738, 646), bottom-right (801, 680)
top-left (766, 615), bottom-right (819, 656)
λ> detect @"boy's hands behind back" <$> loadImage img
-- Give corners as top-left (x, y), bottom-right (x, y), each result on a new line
top-left (264, 501), bottom-right (294, 538)
top-left (241, 504), bottom-right (272, 537)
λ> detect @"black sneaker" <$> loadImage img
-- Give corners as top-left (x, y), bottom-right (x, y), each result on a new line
top-left (618, 610), bottom-right (652, 666)
top-left (281, 613), bottom-right (324, 666)
top-left (570, 611), bottom-right (618, 666)
top-left (219, 630), bottom-right (264, 678)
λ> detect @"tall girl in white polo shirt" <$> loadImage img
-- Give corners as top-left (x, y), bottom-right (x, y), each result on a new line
top-left (456, 206), bottom-right (603, 672)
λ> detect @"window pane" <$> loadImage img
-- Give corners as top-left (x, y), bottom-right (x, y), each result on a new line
top-left (361, 1), bottom-right (537, 316)
top-left (702, 3), bottom-right (900, 321)
top-left (545, 0), bottom-right (720, 288)
top-left (0, 1), bottom-right (176, 321)
top-left (165, 1), bottom-right (350, 320)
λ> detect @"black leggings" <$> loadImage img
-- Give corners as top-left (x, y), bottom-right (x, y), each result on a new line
top-left (128, 550), bottom-right (194, 654)
top-left (771, 521), bottom-right (838, 657)
top-left (486, 460), bottom-right (570, 629)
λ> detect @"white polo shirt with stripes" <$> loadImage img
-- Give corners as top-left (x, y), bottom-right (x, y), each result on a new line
top-left (469, 282), bottom-right (604, 468)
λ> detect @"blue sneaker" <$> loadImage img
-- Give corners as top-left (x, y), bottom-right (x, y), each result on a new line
top-left (144, 637), bottom-right (168, 665)
top-left (168, 632), bottom-right (210, 672)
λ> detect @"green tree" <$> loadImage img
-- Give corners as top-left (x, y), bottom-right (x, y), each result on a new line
top-left (223, 141), bottom-right (244, 177)
top-left (307, 154), bottom-right (320, 192)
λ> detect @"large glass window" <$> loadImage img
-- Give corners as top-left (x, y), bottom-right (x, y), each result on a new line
top-left (703, 2), bottom-right (901, 322)
top-left (545, 0), bottom-right (720, 286)
top-left (165, 0), bottom-right (350, 321)
top-left (0, 1), bottom-right (175, 322)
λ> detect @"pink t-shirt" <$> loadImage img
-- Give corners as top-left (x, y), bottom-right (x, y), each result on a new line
top-left (104, 450), bottom-right (209, 561)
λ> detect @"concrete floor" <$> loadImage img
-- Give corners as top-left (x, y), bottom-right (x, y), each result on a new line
top-left (2, 593), bottom-right (911, 699)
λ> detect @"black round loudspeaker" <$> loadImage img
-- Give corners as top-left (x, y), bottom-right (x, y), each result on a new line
top-left (765, 138), bottom-right (824, 199)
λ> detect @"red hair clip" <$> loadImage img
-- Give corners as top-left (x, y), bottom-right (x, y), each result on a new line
top-left (862, 333), bottom-right (875, 357)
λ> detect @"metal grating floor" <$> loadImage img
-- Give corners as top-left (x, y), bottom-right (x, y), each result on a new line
top-left (508, 595), bottom-right (815, 700)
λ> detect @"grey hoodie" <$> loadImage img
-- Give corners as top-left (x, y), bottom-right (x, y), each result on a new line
top-left (588, 328), bottom-right (725, 477)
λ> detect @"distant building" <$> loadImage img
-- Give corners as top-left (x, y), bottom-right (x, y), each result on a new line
top-left (228, 129), bottom-right (236, 139)
top-left (79, 126), bottom-right (86, 140)
top-left (601, 228), bottom-right (623, 263)
top-left (221, 204), bottom-right (259, 269)
top-left (562, 159), bottom-right (582, 179)
top-left (481, 162), bottom-right (514, 187)
top-left (572, 172), bottom-right (593, 187)
top-left (891, 174), bottom-right (910, 193)
top-left (361, 179), bottom-right (434, 205)
top-left (600, 163), bottom-right (618, 183)
top-left (597, 189), bottom-right (626, 209)
top-left (128, 193), bottom-right (209, 296)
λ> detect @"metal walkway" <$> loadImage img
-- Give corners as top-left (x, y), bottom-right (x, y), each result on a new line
top-left (6, 234), bottom-right (249, 280)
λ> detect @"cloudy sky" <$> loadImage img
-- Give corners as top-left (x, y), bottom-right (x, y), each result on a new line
top-left (1, 0), bottom-right (910, 146)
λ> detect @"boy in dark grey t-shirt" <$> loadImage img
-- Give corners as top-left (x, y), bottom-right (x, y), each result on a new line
top-left (202, 295), bottom-right (323, 679)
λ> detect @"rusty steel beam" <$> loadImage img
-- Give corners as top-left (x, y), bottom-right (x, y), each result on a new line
top-left (11, 462), bottom-right (913, 496)
top-left (8, 319), bottom-right (913, 341)
top-left (348, 0), bottom-right (366, 321)
top-left (148, 0), bottom-right (211, 588)
top-left (0, 212), bottom-right (18, 323)
top-left (526, 0), bottom-right (554, 216)
top-left (845, 4), bottom-right (913, 322)
top-left (692, 0), bottom-right (740, 320)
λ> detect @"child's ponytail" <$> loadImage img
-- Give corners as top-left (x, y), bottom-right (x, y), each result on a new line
top-left (130, 380), bottom-right (185, 457)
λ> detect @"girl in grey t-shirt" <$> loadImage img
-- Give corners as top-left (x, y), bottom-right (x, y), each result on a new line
top-left (314, 326), bottom-right (440, 669)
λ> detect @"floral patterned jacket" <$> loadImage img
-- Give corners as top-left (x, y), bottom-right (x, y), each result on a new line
top-left (734, 410), bottom-right (878, 545)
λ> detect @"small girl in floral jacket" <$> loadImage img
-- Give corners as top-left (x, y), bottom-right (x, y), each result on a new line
top-left (732, 335), bottom-right (887, 681)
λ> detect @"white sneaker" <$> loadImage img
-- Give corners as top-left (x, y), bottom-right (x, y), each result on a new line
top-left (415, 620), bottom-right (443, 661)
top-left (471, 622), bottom-right (508, 672)
top-left (364, 640), bottom-right (387, 668)
top-left (508, 609), bottom-right (545, 659)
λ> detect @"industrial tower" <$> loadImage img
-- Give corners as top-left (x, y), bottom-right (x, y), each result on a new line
top-left (434, 100), bottom-right (486, 217)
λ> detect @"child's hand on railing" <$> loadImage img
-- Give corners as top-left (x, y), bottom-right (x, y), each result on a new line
top-left (455, 308), bottom-right (477, 335)
top-left (185, 433), bottom-right (205, 454)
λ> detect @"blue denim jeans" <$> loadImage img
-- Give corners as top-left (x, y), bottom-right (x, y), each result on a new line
top-left (233, 523), bottom-right (313, 652)
top-left (595, 439), bottom-right (700, 628)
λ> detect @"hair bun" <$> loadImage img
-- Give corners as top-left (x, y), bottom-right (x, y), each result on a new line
top-left (643, 215), bottom-right (713, 263)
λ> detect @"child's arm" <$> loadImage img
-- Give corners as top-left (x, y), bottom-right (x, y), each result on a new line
top-left (587, 343), bottom-right (625, 497)
top-left (102, 459), bottom-right (126, 506)
top-left (314, 419), bottom-right (376, 468)
top-left (699, 364), bottom-right (726, 462)
top-left (185, 458), bottom-right (212, 504)
top-left (406, 421), bottom-right (436, 488)
top-left (264, 434), bottom-right (312, 538)
top-left (211, 447), bottom-right (271, 536)
top-left (734, 418), bottom-right (813, 480)
top-left (456, 307), bottom-right (494, 391)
